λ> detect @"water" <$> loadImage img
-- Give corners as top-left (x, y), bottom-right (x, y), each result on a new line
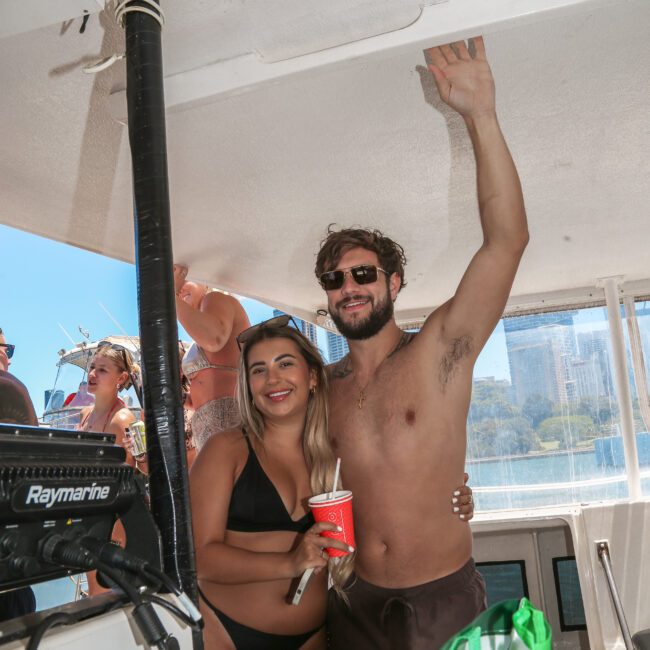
top-left (468, 449), bottom-right (650, 510)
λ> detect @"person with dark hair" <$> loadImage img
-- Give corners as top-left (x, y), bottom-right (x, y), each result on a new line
top-left (0, 327), bottom-right (14, 374)
top-left (0, 328), bottom-right (37, 622)
top-left (318, 37), bottom-right (529, 649)
top-left (0, 372), bottom-right (37, 426)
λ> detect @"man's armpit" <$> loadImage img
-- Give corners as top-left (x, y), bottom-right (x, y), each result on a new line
top-left (438, 335), bottom-right (473, 387)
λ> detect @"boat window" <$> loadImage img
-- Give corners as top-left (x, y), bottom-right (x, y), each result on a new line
top-left (475, 560), bottom-right (528, 605)
top-left (467, 306), bottom-right (631, 510)
top-left (552, 556), bottom-right (587, 631)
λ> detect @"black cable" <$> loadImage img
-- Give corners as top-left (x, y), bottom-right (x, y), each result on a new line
top-left (143, 564), bottom-right (180, 595)
top-left (141, 565), bottom-right (202, 625)
top-left (94, 557), bottom-right (143, 605)
top-left (145, 594), bottom-right (201, 630)
top-left (35, 536), bottom-right (176, 649)
top-left (78, 539), bottom-right (201, 626)
top-left (27, 612), bottom-right (73, 650)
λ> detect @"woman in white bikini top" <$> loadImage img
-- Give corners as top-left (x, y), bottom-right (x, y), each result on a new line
top-left (174, 265), bottom-right (251, 450)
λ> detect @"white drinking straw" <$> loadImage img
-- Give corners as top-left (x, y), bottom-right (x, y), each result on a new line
top-left (330, 457), bottom-right (341, 499)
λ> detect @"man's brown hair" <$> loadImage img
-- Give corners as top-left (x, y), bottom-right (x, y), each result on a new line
top-left (315, 226), bottom-right (407, 292)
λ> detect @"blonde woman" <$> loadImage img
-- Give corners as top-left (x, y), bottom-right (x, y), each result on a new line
top-left (79, 341), bottom-right (139, 594)
top-left (79, 341), bottom-right (138, 444)
top-left (191, 317), bottom-right (474, 649)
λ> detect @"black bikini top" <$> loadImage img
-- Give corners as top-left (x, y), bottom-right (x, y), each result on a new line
top-left (226, 435), bottom-right (314, 534)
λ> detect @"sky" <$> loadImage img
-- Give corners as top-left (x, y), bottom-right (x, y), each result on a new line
top-left (0, 225), bottom-right (278, 413)
top-left (1, 223), bottom-right (514, 416)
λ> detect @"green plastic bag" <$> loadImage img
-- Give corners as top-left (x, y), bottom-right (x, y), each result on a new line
top-left (440, 598), bottom-right (552, 650)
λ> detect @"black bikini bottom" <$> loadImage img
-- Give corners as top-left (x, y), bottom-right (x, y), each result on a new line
top-left (198, 586), bottom-right (322, 649)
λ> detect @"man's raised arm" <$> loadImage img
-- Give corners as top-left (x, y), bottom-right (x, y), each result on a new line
top-left (423, 37), bottom-right (529, 354)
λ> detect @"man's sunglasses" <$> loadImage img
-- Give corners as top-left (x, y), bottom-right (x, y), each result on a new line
top-left (0, 343), bottom-right (15, 359)
top-left (236, 315), bottom-right (299, 351)
top-left (319, 264), bottom-right (388, 291)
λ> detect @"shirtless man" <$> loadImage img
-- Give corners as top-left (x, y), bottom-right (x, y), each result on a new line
top-left (319, 38), bottom-right (529, 648)
top-left (173, 265), bottom-right (251, 450)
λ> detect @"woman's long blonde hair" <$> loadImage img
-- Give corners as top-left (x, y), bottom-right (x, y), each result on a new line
top-left (236, 324), bottom-right (354, 596)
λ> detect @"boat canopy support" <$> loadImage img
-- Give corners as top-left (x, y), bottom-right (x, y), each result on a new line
top-left (122, 0), bottom-right (200, 638)
top-left (600, 277), bottom-right (641, 500)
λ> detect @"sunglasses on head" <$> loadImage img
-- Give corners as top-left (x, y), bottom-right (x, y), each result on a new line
top-left (0, 343), bottom-right (15, 359)
top-left (236, 315), bottom-right (300, 351)
top-left (97, 340), bottom-right (131, 366)
top-left (319, 264), bottom-right (388, 291)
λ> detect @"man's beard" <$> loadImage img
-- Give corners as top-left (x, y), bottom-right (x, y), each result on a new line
top-left (330, 292), bottom-right (394, 341)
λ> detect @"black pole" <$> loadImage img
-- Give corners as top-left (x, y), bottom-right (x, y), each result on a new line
top-left (123, 0), bottom-right (199, 630)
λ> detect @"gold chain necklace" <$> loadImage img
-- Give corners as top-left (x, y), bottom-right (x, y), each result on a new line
top-left (352, 332), bottom-right (410, 409)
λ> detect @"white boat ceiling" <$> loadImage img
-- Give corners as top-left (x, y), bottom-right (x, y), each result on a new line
top-left (1, 0), bottom-right (649, 326)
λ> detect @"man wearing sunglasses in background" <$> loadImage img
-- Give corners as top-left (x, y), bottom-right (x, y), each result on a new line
top-left (0, 326), bottom-right (38, 621)
top-left (319, 38), bottom-right (529, 649)
top-left (0, 327), bottom-right (15, 373)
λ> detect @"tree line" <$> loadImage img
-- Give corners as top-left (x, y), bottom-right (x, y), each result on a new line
top-left (466, 378), bottom-right (624, 459)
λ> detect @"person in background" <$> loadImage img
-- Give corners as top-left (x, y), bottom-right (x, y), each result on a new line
top-left (79, 341), bottom-right (139, 594)
top-left (79, 342), bottom-right (138, 443)
top-left (174, 264), bottom-right (251, 451)
top-left (179, 341), bottom-right (198, 469)
top-left (0, 327), bottom-right (37, 621)
top-left (0, 327), bottom-right (14, 374)
top-left (63, 380), bottom-right (95, 407)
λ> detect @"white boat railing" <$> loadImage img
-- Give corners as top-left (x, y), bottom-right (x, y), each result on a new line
top-left (70, 574), bottom-right (88, 602)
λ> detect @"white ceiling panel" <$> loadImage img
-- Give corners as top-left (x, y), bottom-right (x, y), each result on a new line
top-left (0, 0), bottom-right (648, 324)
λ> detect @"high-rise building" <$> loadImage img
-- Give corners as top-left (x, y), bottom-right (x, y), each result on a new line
top-left (327, 331), bottom-right (349, 363)
top-left (577, 330), bottom-right (614, 398)
top-left (272, 309), bottom-right (319, 346)
top-left (301, 320), bottom-right (319, 346)
top-left (504, 312), bottom-right (578, 406)
top-left (571, 357), bottom-right (606, 400)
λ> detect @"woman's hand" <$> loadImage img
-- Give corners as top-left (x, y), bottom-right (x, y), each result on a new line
top-left (452, 472), bottom-right (475, 521)
top-left (289, 522), bottom-right (354, 576)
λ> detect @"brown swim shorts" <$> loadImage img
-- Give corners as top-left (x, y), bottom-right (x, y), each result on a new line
top-left (327, 558), bottom-right (487, 650)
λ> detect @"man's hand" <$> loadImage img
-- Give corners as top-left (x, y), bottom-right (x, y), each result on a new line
top-left (424, 37), bottom-right (495, 120)
top-left (173, 264), bottom-right (188, 295)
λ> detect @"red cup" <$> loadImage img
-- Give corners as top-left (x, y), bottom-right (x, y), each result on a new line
top-left (308, 490), bottom-right (355, 557)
